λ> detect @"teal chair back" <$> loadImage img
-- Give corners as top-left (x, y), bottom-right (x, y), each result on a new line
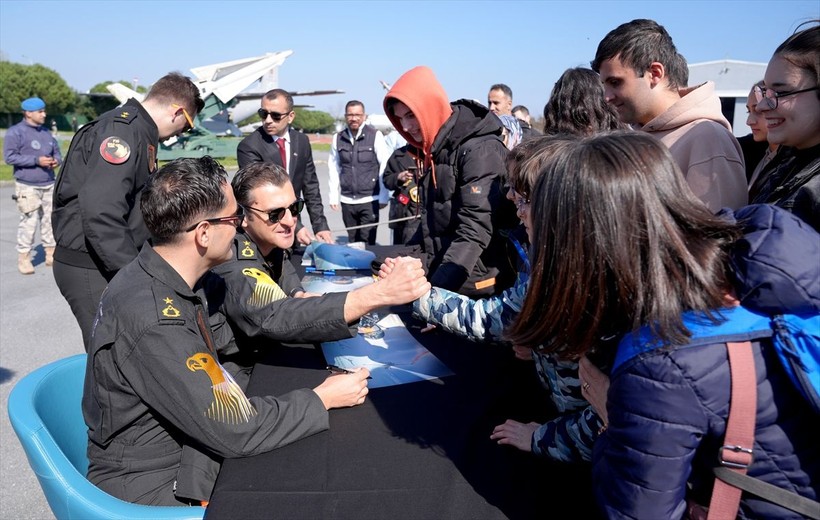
top-left (8, 354), bottom-right (205, 520)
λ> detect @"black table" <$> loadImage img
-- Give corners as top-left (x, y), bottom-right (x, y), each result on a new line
top-left (205, 247), bottom-right (600, 519)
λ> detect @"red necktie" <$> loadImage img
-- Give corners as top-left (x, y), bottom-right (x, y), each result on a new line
top-left (276, 138), bottom-right (287, 171)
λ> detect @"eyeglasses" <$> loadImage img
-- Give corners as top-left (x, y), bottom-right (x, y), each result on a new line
top-left (257, 109), bottom-right (292, 122)
top-left (509, 187), bottom-right (530, 210)
top-left (172, 104), bottom-right (195, 133)
top-left (244, 199), bottom-right (304, 224)
top-left (184, 206), bottom-right (245, 232)
top-left (345, 113), bottom-right (364, 119)
top-left (756, 85), bottom-right (819, 110)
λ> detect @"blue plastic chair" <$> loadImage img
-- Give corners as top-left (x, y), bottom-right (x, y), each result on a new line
top-left (7, 354), bottom-right (205, 520)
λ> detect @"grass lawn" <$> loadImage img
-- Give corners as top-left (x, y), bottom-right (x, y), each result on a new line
top-left (1, 136), bottom-right (331, 181)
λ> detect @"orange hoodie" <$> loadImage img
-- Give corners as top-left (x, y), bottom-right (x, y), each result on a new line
top-left (384, 67), bottom-right (453, 186)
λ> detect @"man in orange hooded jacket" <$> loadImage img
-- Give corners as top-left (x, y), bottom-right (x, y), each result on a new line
top-left (384, 66), bottom-right (515, 297)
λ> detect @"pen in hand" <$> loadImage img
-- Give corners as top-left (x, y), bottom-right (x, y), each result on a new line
top-left (326, 365), bottom-right (372, 379)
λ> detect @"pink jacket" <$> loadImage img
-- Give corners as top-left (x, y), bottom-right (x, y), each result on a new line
top-left (641, 81), bottom-right (748, 211)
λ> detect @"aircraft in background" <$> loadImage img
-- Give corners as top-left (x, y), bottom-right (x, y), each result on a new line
top-left (105, 51), bottom-right (343, 159)
top-left (360, 80), bottom-right (396, 134)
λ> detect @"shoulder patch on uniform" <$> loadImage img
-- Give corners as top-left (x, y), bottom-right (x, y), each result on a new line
top-left (186, 352), bottom-right (257, 423)
top-left (409, 186), bottom-right (419, 203)
top-left (100, 136), bottom-right (131, 164)
top-left (147, 145), bottom-right (157, 173)
top-left (241, 267), bottom-right (287, 306)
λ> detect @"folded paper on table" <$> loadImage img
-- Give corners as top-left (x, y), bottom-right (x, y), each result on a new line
top-left (301, 273), bottom-right (375, 294)
top-left (322, 313), bottom-right (454, 388)
top-left (302, 242), bottom-right (375, 270)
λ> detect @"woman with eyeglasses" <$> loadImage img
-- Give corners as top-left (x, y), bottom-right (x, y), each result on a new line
top-left (749, 21), bottom-right (820, 231)
top-left (740, 81), bottom-right (780, 187)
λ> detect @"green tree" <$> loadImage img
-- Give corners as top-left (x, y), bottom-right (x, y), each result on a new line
top-left (292, 108), bottom-right (335, 133)
top-left (0, 61), bottom-right (75, 113)
top-left (83, 80), bottom-right (149, 118)
top-left (89, 80), bottom-right (147, 95)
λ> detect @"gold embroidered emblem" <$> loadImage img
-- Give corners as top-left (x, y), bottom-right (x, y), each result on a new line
top-left (241, 268), bottom-right (287, 306)
top-left (162, 297), bottom-right (180, 318)
top-left (186, 353), bottom-right (257, 423)
top-left (240, 241), bottom-right (255, 258)
top-left (409, 186), bottom-right (419, 203)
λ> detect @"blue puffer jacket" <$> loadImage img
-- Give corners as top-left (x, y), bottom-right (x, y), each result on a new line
top-left (592, 204), bottom-right (820, 519)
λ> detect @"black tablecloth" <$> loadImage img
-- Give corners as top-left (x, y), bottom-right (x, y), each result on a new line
top-left (205, 246), bottom-right (600, 519)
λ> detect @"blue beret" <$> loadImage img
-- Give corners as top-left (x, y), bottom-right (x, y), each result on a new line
top-left (21, 97), bottom-right (46, 111)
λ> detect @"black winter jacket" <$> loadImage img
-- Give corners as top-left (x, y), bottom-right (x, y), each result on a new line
top-left (413, 99), bottom-right (512, 297)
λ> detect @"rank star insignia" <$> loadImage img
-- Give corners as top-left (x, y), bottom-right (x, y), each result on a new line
top-left (162, 297), bottom-right (181, 318)
top-left (119, 111), bottom-right (130, 118)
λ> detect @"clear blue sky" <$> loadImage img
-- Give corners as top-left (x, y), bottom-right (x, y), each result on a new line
top-left (1, 0), bottom-right (818, 118)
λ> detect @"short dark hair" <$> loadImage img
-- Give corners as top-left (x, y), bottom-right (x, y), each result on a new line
top-left (345, 100), bottom-right (365, 112)
top-left (506, 131), bottom-right (739, 357)
top-left (144, 72), bottom-right (205, 115)
top-left (232, 162), bottom-right (290, 208)
top-left (489, 83), bottom-right (513, 99)
top-left (263, 89), bottom-right (294, 112)
top-left (773, 21), bottom-right (820, 96)
top-left (543, 68), bottom-right (622, 136)
top-left (141, 156), bottom-right (229, 245)
top-left (511, 105), bottom-right (529, 116)
top-left (591, 19), bottom-right (688, 89)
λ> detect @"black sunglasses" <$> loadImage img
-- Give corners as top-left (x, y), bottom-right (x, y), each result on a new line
top-left (244, 199), bottom-right (304, 224)
top-left (257, 109), bottom-right (292, 122)
top-left (184, 206), bottom-right (245, 232)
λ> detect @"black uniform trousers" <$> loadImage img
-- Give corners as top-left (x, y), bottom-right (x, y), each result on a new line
top-left (341, 200), bottom-right (379, 245)
top-left (53, 260), bottom-right (108, 351)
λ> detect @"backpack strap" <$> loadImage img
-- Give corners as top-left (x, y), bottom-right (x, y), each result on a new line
top-left (707, 341), bottom-right (756, 520)
top-left (713, 467), bottom-right (820, 519)
top-left (708, 340), bottom-right (820, 519)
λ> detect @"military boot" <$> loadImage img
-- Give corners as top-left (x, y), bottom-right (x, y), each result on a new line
top-left (18, 253), bottom-right (34, 275)
top-left (45, 246), bottom-right (55, 266)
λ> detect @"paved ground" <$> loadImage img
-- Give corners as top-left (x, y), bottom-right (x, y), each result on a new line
top-left (0, 150), bottom-right (391, 519)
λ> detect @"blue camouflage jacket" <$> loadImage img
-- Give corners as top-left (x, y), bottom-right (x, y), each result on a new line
top-left (414, 272), bottom-right (605, 462)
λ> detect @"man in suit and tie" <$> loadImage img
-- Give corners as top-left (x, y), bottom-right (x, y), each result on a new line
top-left (237, 89), bottom-right (334, 245)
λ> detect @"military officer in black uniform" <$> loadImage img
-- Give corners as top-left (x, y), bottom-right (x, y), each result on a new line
top-left (83, 157), bottom-right (395, 506)
top-left (52, 72), bottom-right (204, 350)
top-left (206, 161), bottom-right (432, 386)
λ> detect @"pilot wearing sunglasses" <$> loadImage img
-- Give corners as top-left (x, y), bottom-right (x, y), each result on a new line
top-left (237, 89), bottom-right (335, 246)
top-left (203, 161), bottom-right (430, 387)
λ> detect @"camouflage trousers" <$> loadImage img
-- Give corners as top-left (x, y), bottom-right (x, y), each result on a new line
top-left (15, 182), bottom-right (55, 253)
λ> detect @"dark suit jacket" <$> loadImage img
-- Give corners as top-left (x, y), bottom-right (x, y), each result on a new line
top-left (236, 126), bottom-right (329, 233)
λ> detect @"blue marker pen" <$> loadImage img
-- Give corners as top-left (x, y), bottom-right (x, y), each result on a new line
top-left (305, 267), bottom-right (337, 276)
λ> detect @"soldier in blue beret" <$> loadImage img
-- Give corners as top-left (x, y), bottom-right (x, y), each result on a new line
top-left (3, 97), bottom-right (60, 274)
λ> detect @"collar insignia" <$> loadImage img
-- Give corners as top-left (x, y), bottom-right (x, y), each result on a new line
top-left (162, 297), bottom-right (181, 318)
top-left (240, 241), bottom-right (255, 258)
